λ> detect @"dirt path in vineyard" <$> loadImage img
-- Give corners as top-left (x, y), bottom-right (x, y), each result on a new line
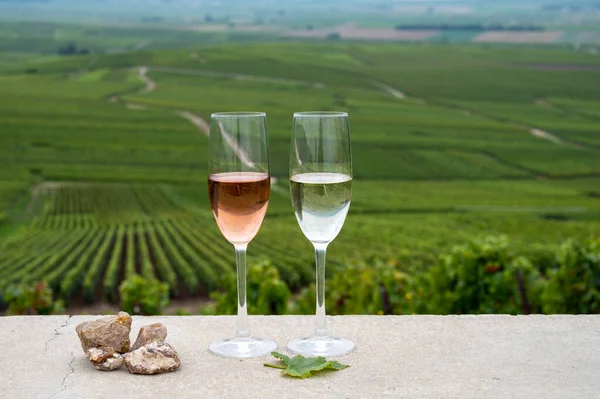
top-left (137, 66), bottom-right (156, 94)
top-left (375, 82), bottom-right (583, 147)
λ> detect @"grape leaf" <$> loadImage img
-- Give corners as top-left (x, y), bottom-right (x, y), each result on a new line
top-left (264, 351), bottom-right (349, 378)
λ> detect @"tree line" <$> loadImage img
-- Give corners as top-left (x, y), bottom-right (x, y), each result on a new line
top-left (395, 24), bottom-right (545, 32)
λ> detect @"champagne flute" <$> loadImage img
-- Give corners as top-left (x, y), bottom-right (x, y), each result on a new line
top-left (207, 112), bottom-right (277, 358)
top-left (287, 111), bottom-right (355, 357)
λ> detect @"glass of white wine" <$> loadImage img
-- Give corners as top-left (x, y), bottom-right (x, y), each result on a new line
top-left (287, 111), bottom-right (355, 357)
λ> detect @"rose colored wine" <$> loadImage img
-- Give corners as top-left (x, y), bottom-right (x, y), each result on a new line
top-left (208, 172), bottom-right (270, 245)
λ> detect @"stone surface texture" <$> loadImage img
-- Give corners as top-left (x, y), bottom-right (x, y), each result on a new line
top-left (86, 348), bottom-right (124, 371)
top-left (75, 312), bottom-right (132, 354)
top-left (124, 341), bottom-right (180, 375)
top-left (130, 323), bottom-right (168, 351)
top-left (1, 315), bottom-right (600, 398)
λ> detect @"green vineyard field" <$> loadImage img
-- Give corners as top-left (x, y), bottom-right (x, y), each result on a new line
top-left (0, 32), bottom-right (599, 308)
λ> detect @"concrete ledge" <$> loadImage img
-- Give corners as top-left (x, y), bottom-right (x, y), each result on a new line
top-left (1, 315), bottom-right (599, 398)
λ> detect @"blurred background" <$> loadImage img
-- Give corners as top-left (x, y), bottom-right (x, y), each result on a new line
top-left (0, 0), bottom-right (599, 316)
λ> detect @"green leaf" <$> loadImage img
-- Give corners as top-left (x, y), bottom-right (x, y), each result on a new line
top-left (264, 351), bottom-right (349, 379)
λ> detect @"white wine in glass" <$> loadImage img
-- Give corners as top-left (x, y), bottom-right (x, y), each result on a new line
top-left (207, 112), bottom-right (277, 358)
top-left (287, 111), bottom-right (355, 357)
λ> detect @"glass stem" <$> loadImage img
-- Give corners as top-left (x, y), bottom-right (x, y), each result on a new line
top-left (314, 243), bottom-right (329, 337)
top-left (235, 244), bottom-right (250, 339)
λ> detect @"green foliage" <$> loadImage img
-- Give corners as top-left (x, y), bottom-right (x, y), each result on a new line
top-left (542, 239), bottom-right (600, 314)
top-left (264, 352), bottom-right (349, 379)
top-left (292, 236), bottom-right (600, 316)
top-left (418, 236), bottom-right (544, 314)
top-left (57, 41), bottom-right (90, 56)
top-left (291, 285), bottom-right (316, 315)
top-left (119, 274), bottom-right (169, 315)
top-left (293, 259), bottom-right (416, 315)
top-left (207, 260), bottom-right (291, 315)
top-left (3, 281), bottom-right (65, 315)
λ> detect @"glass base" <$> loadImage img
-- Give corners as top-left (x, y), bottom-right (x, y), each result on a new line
top-left (287, 335), bottom-right (355, 357)
top-left (209, 337), bottom-right (277, 359)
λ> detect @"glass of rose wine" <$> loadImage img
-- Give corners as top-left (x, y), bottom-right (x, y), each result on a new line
top-left (287, 111), bottom-right (355, 357)
top-left (207, 112), bottom-right (277, 358)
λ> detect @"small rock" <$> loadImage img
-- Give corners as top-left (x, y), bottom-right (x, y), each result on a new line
top-left (75, 311), bottom-right (132, 354)
top-left (131, 323), bottom-right (168, 351)
top-left (124, 342), bottom-right (181, 375)
top-left (86, 348), bottom-right (124, 371)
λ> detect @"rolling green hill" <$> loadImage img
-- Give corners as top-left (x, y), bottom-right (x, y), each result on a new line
top-left (0, 41), bottom-right (599, 306)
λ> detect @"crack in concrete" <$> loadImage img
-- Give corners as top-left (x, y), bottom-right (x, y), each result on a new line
top-left (44, 316), bottom-right (73, 353)
top-left (45, 316), bottom-right (76, 397)
top-left (49, 352), bottom-right (75, 398)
